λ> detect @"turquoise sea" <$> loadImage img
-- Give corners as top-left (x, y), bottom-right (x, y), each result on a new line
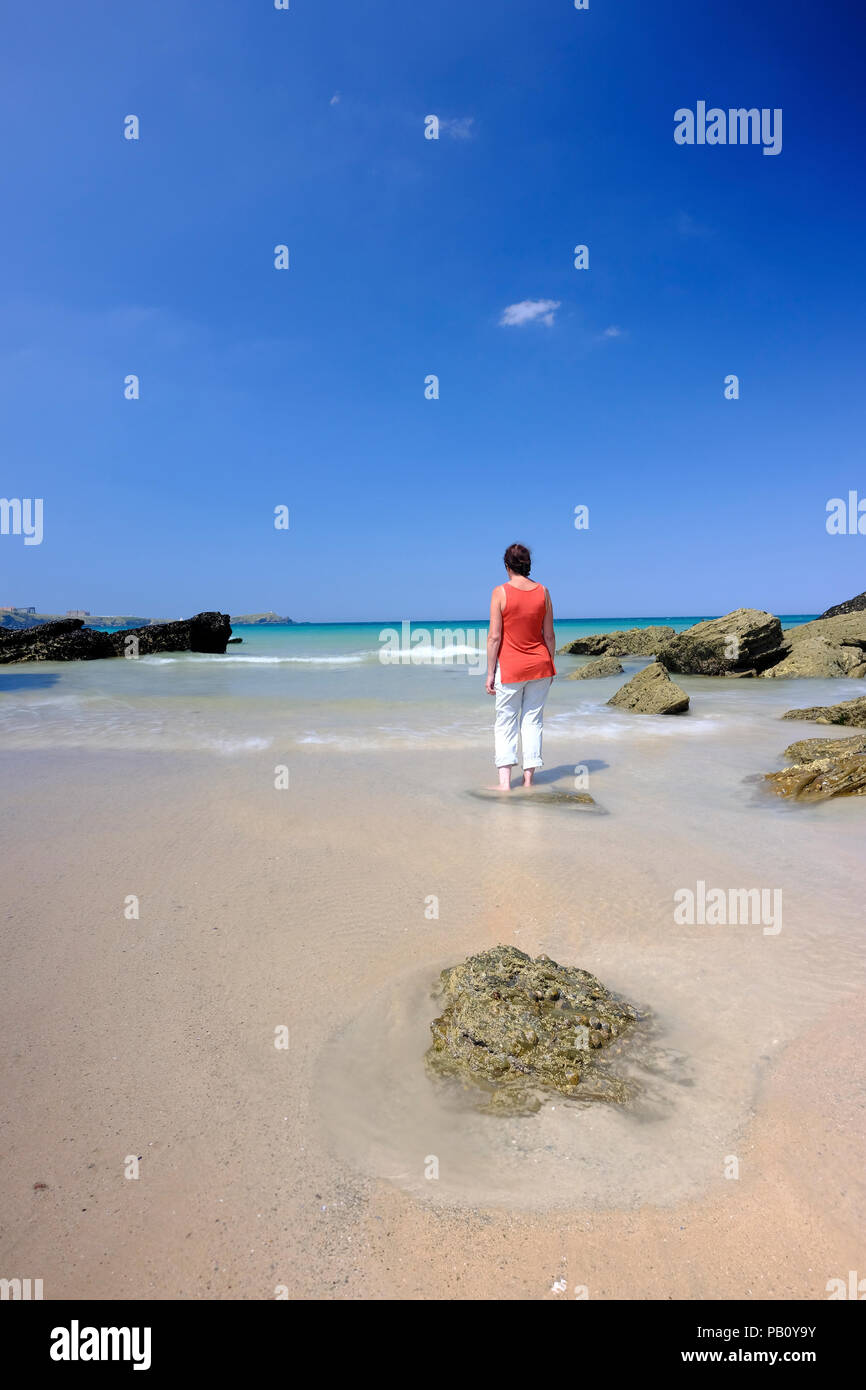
top-left (0, 615), bottom-right (817, 753)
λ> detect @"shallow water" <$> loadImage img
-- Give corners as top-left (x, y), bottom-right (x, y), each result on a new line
top-left (0, 614), bottom-right (817, 754)
top-left (3, 614), bottom-right (864, 1219)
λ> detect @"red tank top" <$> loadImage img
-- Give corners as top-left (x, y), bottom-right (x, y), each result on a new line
top-left (497, 583), bottom-right (556, 683)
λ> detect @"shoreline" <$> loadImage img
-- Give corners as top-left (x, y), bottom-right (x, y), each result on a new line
top-left (1, 717), bottom-right (863, 1298)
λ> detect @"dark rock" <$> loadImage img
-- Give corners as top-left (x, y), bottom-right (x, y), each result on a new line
top-left (0, 612), bottom-right (232, 664)
top-left (558, 625), bottom-right (675, 657)
top-left (607, 661), bottom-right (690, 714)
top-left (0, 620), bottom-right (114, 663)
top-left (781, 695), bottom-right (866, 727)
top-left (425, 945), bottom-right (640, 1114)
top-left (109, 612), bottom-right (231, 657)
top-left (821, 592), bottom-right (866, 619)
top-left (655, 609), bottom-right (787, 676)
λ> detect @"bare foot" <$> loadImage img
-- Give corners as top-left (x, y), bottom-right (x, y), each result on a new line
top-left (523, 769), bottom-right (536, 787)
top-left (486, 768), bottom-right (513, 791)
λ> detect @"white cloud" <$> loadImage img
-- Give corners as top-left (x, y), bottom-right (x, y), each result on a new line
top-left (330, 93), bottom-right (340, 106)
top-left (602, 325), bottom-right (623, 337)
top-left (500, 299), bottom-right (561, 327)
top-left (440, 116), bottom-right (475, 140)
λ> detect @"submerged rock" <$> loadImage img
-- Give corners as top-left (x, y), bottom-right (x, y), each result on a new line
top-left (607, 661), bottom-right (689, 714)
top-left (425, 945), bottom-right (640, 1114)
top-left (0, 611), bottom-right (232, 664)
top-left (765, 754), bottom-right (866, 802)
top-left (564, 654), bottom-right (624, 680)
top-left (768, 710), bottom-right (866, 799)
top-left (557, 625), bottom-right (675, 657)
top-left (781, 695), bottom-right (866, 727)
top-left (655, 608), bottom-right (787, 676)
top-left (468, 787), bottom-right (604, 812)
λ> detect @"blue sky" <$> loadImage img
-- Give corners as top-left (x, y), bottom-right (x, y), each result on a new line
top-left (1, 0), bottom-right (864, 621)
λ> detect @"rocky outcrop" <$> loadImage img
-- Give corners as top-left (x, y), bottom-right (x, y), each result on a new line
top-left (761, 634), bottom-right (866, 679)
top-left (0, 612), bottom-right (232, 664)
top-left (821, 592), bottom-right (866, 619)
top-left (787, 612), bottom-right (866, 646)
top-left (110, 612), bottom-right (231, 656)
top-left (558, 626), bottom-right (675, 657)
top-left (783, 734), bottom-right (866, 762)
top-left (655, 609), bottom-right (787, 676)
top-left (559, 608), bottom-right (866, 679)
top-left (0, 620), bottom-right (114, 663)
top-left (564, 655), bottom-right (624, 680)
top-left (781, 695), bottom-right (866, 727)
top-left (766, 612), bottom-right (866, 678)
top-left (425, 945), bottom-right (640, 1114)
top-left (765, 753), bottom-right (866, 802)
top-left (607, 661), bottom-right (690, 714)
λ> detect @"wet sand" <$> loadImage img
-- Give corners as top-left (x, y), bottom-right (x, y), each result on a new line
top-left (1, 699), bottom-right (864, 1299)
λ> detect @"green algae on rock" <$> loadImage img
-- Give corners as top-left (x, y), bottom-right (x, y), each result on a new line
top-left (764, 753), bottom-right (866, 802)
top-left (425, 946), bottom-right (641, 1115)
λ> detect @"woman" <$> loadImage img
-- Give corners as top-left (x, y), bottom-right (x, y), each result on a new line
top-left (486, 543), bottom-right (556, 791)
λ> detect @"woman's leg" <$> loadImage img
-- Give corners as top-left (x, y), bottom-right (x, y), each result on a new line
top-left (520, 677), bottom-right (552, 784)
top-left (493, 671), bottom-right (522, 789)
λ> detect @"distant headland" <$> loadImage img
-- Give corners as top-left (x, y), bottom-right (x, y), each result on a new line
top-left (0, 607), bottom-right (294, 631)
top-left (229, 612), bottom-right (294, 625)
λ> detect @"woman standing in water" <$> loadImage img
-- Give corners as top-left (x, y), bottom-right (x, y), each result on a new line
top-left (486, 543), bottom-right (556, 791)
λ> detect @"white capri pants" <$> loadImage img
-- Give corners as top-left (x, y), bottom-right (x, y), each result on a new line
top-left (493, 667), bottom-right (553, 769)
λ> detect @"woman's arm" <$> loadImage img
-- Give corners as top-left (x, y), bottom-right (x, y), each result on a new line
top-left (486, 587), bottom-right (505, 694)
top-left (543, 588), bottom-right (556, 665)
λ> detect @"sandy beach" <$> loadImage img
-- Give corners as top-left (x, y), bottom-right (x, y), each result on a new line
top-left (2, 633), bottom-right (864, 1300)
